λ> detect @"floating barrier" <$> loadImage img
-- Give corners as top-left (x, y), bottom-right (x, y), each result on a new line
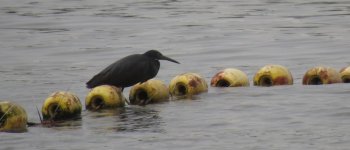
top-left (4, 64), bottom-right (350, 130)
top-left (129, 79), bottom-right (169, 105)
top-left (169, 73), bottom-right (208, 98)
top-left (303, 66), bottom-right (342, 85)
top-left (42, 91), bottom-right (82, 121)
top-left (253, 64), bottom-right (293, 86)
top-left (0, 101), bottom-right (28, 132)
top-left (85, 85), bottom-right (125, 110)
top-left (340, 66), bottom-right (350, 83)
top-left (211, 68), bottom-right (249, 87)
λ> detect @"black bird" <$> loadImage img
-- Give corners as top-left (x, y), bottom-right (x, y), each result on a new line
top-left (86, 50), bottom-right (179, 90)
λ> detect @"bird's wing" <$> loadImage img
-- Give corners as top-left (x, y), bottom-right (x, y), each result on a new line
top-left (86, 64), bottom-right (115, 88)
top-left (109, 56), bottom-right (155, 87)
top-left (86, 54), bottom-right (160, 88)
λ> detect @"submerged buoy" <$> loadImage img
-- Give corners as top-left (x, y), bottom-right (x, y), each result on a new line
top-left (340, 66), bottom-right (350, 83)
top-left (303, 66), bottom-right (342, 85)
top-left (0, 101), bottom-right (28, 133)
top-left (85, 85), bottom-right (125, 110)
top-left (169, 73), bottom-right (208, 98)
top-left (129, 79), bottom-right (169, 105)
top-left (211, 68), bottom-right (249, 87)
top-left (42, 91), bottom-right (82, 121)
top-left (253, 64), bottom-right (293, 86)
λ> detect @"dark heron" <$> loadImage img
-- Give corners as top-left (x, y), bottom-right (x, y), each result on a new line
top-left (86, 50), bottom-right (179, 90)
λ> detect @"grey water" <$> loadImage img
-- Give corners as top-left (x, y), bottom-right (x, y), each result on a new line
top-left (1, 0), bottom-right (350, 149)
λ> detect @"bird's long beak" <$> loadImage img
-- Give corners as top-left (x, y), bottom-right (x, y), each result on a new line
top-left (160, 55), bottom-right (180, 64)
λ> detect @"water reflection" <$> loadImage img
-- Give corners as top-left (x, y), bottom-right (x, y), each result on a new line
top-left (0, 27), bottom-right (69, 33)
top-left (34, 118), bottom-right (83, 131)
top-left (85, 106), bottom-right (164, 133)
top-left (1, 0), bottom-right (350, 149)
top-left (116, 106), bottom-right (164, 133)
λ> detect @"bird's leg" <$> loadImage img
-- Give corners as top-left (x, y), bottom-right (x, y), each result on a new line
top-left (119, 87), bottom-right (131, 105)
top-left (138, 99), bottom-right (149, 106)
top-left (143, 98), bottom-right (152, 105)
top-left (123, 95), bottom-right (130, 105)
top-left (139, 98), bottom-right (152, 106)
top-left (124, 99), bottom-right (130, 105)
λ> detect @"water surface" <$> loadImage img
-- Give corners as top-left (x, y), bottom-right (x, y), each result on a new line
top-left (1, 0), bottom-right (350, 149)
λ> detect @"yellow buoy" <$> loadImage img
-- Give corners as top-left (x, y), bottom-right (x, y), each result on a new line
top-left (211, 68), bottom-right (249, 87)
top-left (169, 73), bottom-right (208, 98)
top-left (253, 64), bottom-right (293, 86)
top-left (0, 101), bottom-right (28, 132)
top-left (129, 79), bottom-right (169, 105)
top-left (303, 66), bottom-right (342, 85)
top-left (85, 85), bottom-right (125, 110)
top-left (340, 66), bottom-right (350, 83)
top-left (42, 91), bottom-right (82, 121)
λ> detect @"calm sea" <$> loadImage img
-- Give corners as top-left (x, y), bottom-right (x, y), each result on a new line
top-left (1, 0), bottom-right (350, 149)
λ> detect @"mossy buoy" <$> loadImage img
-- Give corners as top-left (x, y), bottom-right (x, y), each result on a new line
top-left (129, 79), bottom-right (169, 105)
top-left (42, 91), bottom-right (82, 121)
top-left (303, 66), bottom-right (342, 85)
top-left (253, 65), bottom-right (293, 86)
top-left (85, 85), bottom-right (126, 110)
top-left (211, 68), bottom-right (249, 87)
top-left (169, 73), bottom-right (208, 98)
top-left (0, 101), bottom-right (28, 132)
top-left (339, 66), bottom-right (350, 83)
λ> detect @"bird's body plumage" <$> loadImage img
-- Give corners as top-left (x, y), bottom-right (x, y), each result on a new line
top-left (86, 50), bottom-right (178, 90)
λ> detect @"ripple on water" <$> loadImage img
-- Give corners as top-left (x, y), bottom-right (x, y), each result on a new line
top-left (1, 0), bottom-right (350, 149)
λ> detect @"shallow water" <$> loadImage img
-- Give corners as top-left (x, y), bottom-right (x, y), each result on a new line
top-left (1, 0), bottom-right (350, 149)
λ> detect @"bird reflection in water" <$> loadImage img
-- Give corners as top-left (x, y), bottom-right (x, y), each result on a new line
top-left (86, 107), bottom-right (164, 133)
top-left (37, 118), bottom-right (82, 130)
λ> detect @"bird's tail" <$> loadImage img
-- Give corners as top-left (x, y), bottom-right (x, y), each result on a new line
top-left (86, 78), bottom-right (98, 89)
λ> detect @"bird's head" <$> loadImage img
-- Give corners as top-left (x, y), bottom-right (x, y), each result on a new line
top-left (144, 50), bottom-right (180, 64)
